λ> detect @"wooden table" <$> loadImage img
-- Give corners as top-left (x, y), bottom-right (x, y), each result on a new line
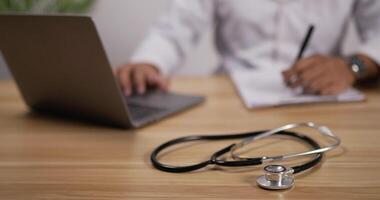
top-left (0, 76), bottom-right (379, 200)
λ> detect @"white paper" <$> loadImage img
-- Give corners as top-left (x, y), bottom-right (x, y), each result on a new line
top-left (230, 69), bottom-right (366, 109)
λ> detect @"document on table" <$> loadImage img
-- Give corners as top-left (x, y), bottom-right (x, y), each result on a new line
top-left (230, 69), bottom-right (366, 109)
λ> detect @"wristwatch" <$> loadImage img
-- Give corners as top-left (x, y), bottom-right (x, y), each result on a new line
top-left (347, 55), bottom-right (368, 80)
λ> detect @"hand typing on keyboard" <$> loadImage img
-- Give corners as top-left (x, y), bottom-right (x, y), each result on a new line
top-left (115, 63), bottom-right (170, 96)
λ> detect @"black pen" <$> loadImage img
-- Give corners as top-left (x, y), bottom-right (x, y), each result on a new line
top-left (288, 25), bottom-right (315, 87)
top-left (296, 25), bottom-right (314, 61)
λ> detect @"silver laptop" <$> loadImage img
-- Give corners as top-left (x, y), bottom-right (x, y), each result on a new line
top-left (0, 14), bottom-right (205, 128)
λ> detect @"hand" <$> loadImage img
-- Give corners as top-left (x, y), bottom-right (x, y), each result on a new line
top-left (115, 63), bottom-right (170, 96)
top-left (282, 55), bottom-right (356, 95)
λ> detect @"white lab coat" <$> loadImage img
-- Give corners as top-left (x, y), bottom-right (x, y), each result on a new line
top-left (131, 0), bottom-right (380, 75)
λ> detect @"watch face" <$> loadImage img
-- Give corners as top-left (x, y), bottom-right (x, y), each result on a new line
top-left (351, 64), bottom-right (360, 74)
top-left (350, 56), bottom-right (367, 79)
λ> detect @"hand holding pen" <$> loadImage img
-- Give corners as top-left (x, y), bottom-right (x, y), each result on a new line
top-left (282, 25), bottom-right (356, 95)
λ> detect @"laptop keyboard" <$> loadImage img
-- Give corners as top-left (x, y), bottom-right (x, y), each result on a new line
top-left (127, 103), bottom-right (167, 121)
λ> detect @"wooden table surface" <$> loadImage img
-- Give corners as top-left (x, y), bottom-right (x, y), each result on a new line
top-left (0, 76), bottom-right (379, 200)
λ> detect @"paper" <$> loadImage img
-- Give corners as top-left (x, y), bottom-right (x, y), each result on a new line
top-left (230, 69), bottom-right (365, 109)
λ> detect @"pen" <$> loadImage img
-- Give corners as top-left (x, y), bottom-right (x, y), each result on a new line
top-left (296, 25), bottom-right (314, 61)
top-left (289, 25), bottom-right (315, 87)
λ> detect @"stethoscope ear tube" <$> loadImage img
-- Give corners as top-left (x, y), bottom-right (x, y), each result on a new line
top-left (210, 131), bottom-right (323, 173)
top-left (230, 122), bottom-right (340, 162)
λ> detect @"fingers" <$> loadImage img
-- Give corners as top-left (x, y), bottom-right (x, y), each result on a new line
top-left (283, 55), bottom-right (355, 96)
top-left (299, 64), bottom-right (325, 83)
top-left (293, 66), bottom-right (332, 95)
top-left (298, 64), bottom-right (328, 91)
top-left (116, 64), bottom-right (168, 96)
top-left (293, 55), bottom-right (322, 72)
top-left (283, 55), bottom-right (324, 88)
top-left (283, 55), bottom-right (329, 93)
top-left (134, 68), bottom-right (147, 94)
top-left (135, 67), bottom-right (170, 93)
top-left (304, 76), bottom-right (332, 94)
top-left (146, 72), bottom-right (169, 91)
top-left (117, 66), bottom-right (133, 96)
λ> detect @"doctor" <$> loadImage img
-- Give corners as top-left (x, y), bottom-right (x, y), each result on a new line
top-left (116, 0), bottom-right (380, 96)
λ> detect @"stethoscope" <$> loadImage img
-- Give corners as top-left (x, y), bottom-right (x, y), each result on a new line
top-left (151, 122), bottom-right (341, 190)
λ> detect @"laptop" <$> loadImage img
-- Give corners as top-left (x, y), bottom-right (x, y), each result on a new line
top-left (0, 14), bottom-right (205, 128)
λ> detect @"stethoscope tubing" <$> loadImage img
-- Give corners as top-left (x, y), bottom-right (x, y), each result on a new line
top-left (151, 131), bottom-right (266, 173)
top-left (150, 130), bottom-right (323, 174)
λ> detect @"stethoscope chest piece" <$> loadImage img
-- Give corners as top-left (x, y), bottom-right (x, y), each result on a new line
top-left (256, 165), bottom-right (295, 190)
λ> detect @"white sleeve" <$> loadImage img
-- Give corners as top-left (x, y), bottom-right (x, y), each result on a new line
top-left (353, 0), bottom-right (380, 65)
top-left (130, 0), bottom-right (215, 75)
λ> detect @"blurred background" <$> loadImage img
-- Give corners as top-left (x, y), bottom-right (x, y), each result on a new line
top-left (0, 0), bottom-right (359, 79)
